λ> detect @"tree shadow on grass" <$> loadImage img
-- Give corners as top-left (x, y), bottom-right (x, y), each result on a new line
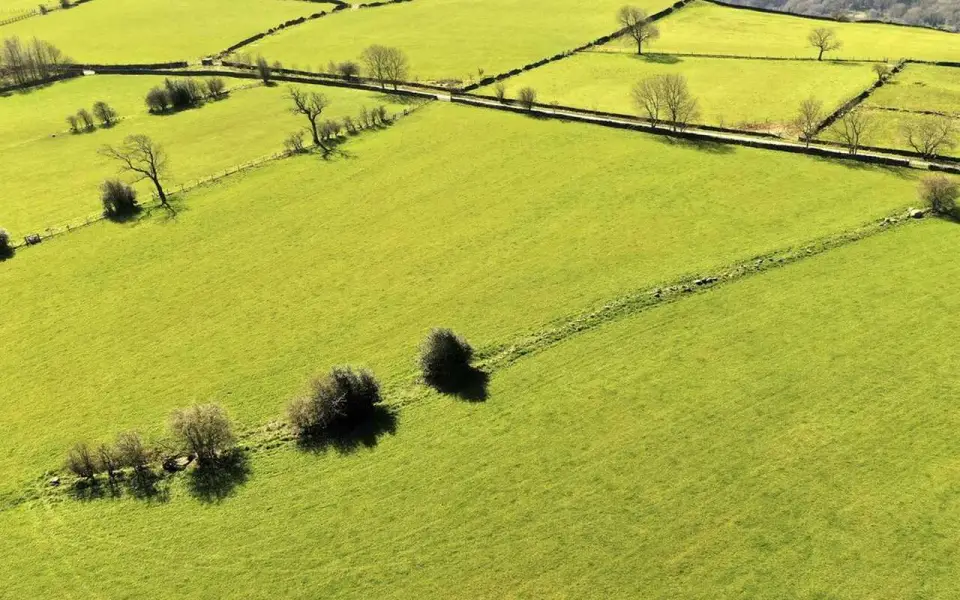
top-left (68, 469), bottom-right (172, 503)
top-left (427, 366), bottom-right (490, 403)
top-left (297, 405), bottom-right (399, 455)
top-left (656, 136), bottom-right (734, 154)
top-left (0, 246), bottom-right (14, 262)
top-left (811, 155), bottom-right (913, 178)
top-left (638, 53), bottom-right (682, 64)
top-left (186, 450), bottom-right (251, 503)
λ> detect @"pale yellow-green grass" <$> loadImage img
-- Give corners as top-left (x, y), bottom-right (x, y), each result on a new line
top-left (602, 0), bottom-right (960, 62)
top-left (867, 63), bottom-right (960, 115)
top-left (2, 218), bottom-right (960, 598)
top-left (1, 0), bottom-right (327, 63)
top-left (819, 107), bottom-right (960, 157)
top-left (243, 0), bottom-right (676, 83)
top-left (0, 74), bottom-right (413, 238)
top-left (0, 103), bottom-right (923, 497)
top-left (488, 52), bottom-right (877, 130)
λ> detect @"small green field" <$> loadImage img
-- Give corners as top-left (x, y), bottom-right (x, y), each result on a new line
top-left (488, 52), bottom-right (878, 131)
top-left (0, 103), bottom-right (922, 496)
top-left (0, 75), bottom-right (411, 238)
top-left (241, 0), bottom-right (675, 84)
top-left (2, 216), bottom-right (959, 598)
top-left (867, 63), bottom-right (960, 115)
top-left (612, 0), bottom-right (960, 62)
top-left (819, 108), bottom-right (960, 158)
top-left (1, 0), bottom-right (325, 63)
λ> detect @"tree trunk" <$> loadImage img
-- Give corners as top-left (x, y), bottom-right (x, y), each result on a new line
top-left (637, 39), bottom-right (643, 55)
top-left (152, 177), bottom-right (168, 206)
top-left (310, 120), bottom-right (321, 146)
top-left (818, 48), bottom-right (824, 61)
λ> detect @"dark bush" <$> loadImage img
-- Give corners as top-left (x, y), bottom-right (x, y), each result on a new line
top-left (66, 442), bottom-right (98, 481)
top-left (419, 328), bottom-right (475, 391)
top-left (66, 114), bottom-right (80, 133)
top-left (205, 77), bottom-right (227, 99)
top-left (336, 60), bottom-right (360, 79)
top-left (920, 174), bottom-right (959, 217)
top-left (115, 431), bottom-right (150, 471)
top-left (76, 107), bottom-right (94, 131)
top-left (319, 119), bottom-right (341, 141)
top-left (288, 367), bottom-right (382, 438)
top-left (256, 55), bottom-right (272, 85)
top-left (92, 100), bottom-right (117, 127)
top-left (164, 78), bottom-right (204, 111)
top-left (517, 87), bottom-right (537, 110)
top-left (169, 403), bottom-right (235, 465)
top-left (97, 443), bottom-right (120, 480)
top-left (145, 86), bottom-right (171, 113)
top-left (100, 179), bottom-right (140, 220)
top-left (284, 130), bottom-right (306, 153)
top-left (0, 228), bottom-right (12, 260)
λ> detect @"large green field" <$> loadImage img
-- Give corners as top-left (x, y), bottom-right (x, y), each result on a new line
top-left (0, 103), bottom-right (922, 497)
top-left (1, 0), bottom-right (325, 63)
top-left (0, 74), bottom-right (411, 238)
top-left (867, 63), bottom-right (960, 115)
top-left (2, 213), bottom-right (958, 598)
top-left (615, 0), bottom-right (960, 62)
top-left (241, 0), bottom-right (675, 84)
top-left (489, 52), bottom-right (878, 131)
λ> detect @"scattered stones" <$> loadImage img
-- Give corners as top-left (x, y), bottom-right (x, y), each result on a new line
top-left (49, 476), bottom-right (60, 487)
top-left (909, 208), bottom-right (925, 219)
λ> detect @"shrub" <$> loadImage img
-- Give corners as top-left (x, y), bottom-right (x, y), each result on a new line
top-left (66, 113), bottom-right (80, 133)
top-left (164, 78), bottom-right (203, 111)
top-left (66, 442), bottom-right (98, 481)
top-left (0, 228), bottom-right (12, 259)
top-left (419, 328), bottom-right (475, 391)
top-left (256, 55), bottom-right (272, 85)
top-left (205, 77), bottom-right (227, 99)
top-left (319, 119), bottom-right (341, 141)
top-left (145, 86), bottom-right (171, 113)
top-left (288, 367), bottom-right (382, 438)
top-left (100, 179), bottom-right (140, 219)
top-left (493, 81), bottom-right (506, 102)
top-left (336, 60), bottom-right (360, 79)
top-left (97, 443), bottom-right (120, 480)
top-left (59, 0), bottom-right (70, 7)
top-left (284, 130), bottom-right (306, 154)
top-left (920, 175), bottom-right (959, 216)
top-left (343, 115), bottom-right (357, 134)
top-left (115, 431), bottom-right (150, 471)
top-left (374, 105), bottom-right (390, 124)
top-left (517, 86), bottom-right (537, 110)
top-left (92, 100), bottom-right (117, 127)
top-left (76, 107), bottom-right (94, 131)
top-left (169, 403), bottom-right (235, 465)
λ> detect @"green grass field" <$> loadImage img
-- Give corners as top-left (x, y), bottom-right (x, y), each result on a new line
top-left (487, 52), bottom-right (878, 131)
top-left (0, 75), bottom-right (412, 238)
top-left (819, 108), bottom-right (960, 157)
top-left (867, 63), bottom-right (960, 115)
top-left (0, 103), bottom-right (923, 498)
top-left (611, 0), bottom-right (960, 62)
top-left (1, 0), bottom-right (325, 63)
top-left (2, 214), bottom-right (959, 598)
top-left (241, 0), bottom-right (676, 84)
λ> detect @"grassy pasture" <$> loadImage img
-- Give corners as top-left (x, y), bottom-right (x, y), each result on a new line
top-left (3, 218), bottom-right (960, 598)
top-left (1, 0), bottom-right (326, 63)
top-left (867, 64), bottom-right (960, 115)
top-left (488, 52), bottom-right (878, 131)
top-left (0, 75), bottom-right (411, 238)
top-left (241, 0), bottom-right (676, 84)
top-left (609, 0), bottom-right (960, 62)
top-left (0, 103), bottom-right (923, 496)
top-left (819, 108), bottom-right (960, 158)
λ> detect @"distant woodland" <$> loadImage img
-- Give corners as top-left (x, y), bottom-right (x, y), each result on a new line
top-left (723, 0), bottom-right (960, 31)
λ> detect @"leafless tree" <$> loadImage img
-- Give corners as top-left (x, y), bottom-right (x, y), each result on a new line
top-left (256, 55), bottom-right (272, 85)
top-left (336, 60), bottom-right (360, 79)
top-left (169, 403), bottom-right (235, 466)
top-left (97, 443), bottom-right (120, 481)
top-left (660, 74), bottom-right (699, 131)
top-left (205, 77), bottom-right (227, 99)
top-left (808, 27), bottom-right (842, 60)
top-left (831, 108), bottom-right (874, 155)
top-left (361, 45), bottom-right (408, 89)
top-left (632, 76), bottom-right (665, 126)
top-left (92, 100), bottom-right (117, 127)
top-left (919, 174), bottom-right (959, 216)
top-left (66, 442), bottom-right (98, 481)
top-left (618, 6), bottom-right (660, 55)
top-left (902, 116), bottom-right (956, 158)
top-left (794, 97), bottom-right (824, 146)
top-left (115, 431), bottom-right (150, 472)
top-left (284, 130), bottom-right (306, 154)
top-left (0, 36), bottom-right (70, 86)
top-left (493, 81), bottom-right (506, 102)
top-left (100, 134), bottom-right (172, 208)
top-left (517, 86), bottom-right (537, 110)
top-left (66, 113), bottom-right (80, 133)
top-left (872, 63), bottom-right (892, 83)
top-left (288, 87), bottom-right (330, 150)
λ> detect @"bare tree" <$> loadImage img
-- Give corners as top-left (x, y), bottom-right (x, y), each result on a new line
top-left (97, 443), bottom-right (120, 481)
top-left (617, 6), bottom-right (660, 55)
top-left (76, 107), bottom-right (94, 131)
top-left (205, 77), bottom-right (227, 99)
top-left (902, 116), bottom-right (956, 159)
top-left (919, 174), bottom-right (959, 216)
top-left (115, 431), bottom-right (150, 472)
top-left (336, 60), bottom-right (360, 80)
top-left (660, 74), bottom-right (699, 131)
top-left (808, 27), bottom-right (842, 61)
top-left (288, 87), bottom-right (330, 150)
top-left (169, 403), bottom-right (235, 466)
top-left (284, 130), bottom-right (306, 154)
top-left (517, 86), bottom-right (537, 110)
top-left (632, 76), bottom-right (665, 126)
top-left (100, 135), bottom-right (172, 208)
top-left (92, 100), bottom-right (117, 127)
top-left (794, 97), bottom-right (824, 146)
top-left (256, 55), bottom-right (272, 85)
top-left (361, 45), bottom-right (408, 89)
top-left (831, 108), bottom-right (874, 155)
top-left (66, 442), bottom-right (98, 481)
top-left (66, 113), bottom-right (80, 133)
top-left (493, 81), bottom-right (506, 102)
top-left (872, 63), bottom-right (892, 83)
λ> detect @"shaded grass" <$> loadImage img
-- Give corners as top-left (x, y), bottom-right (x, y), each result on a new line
top-left (3, 220), bottom-right (960, 598)
top-left (0, 75), bottom-right (412, 238)
top-left (609, 0), bottom-right (960, 62)
top-left (243, 0), bottom-right (676, 83)
top-left (490, 52), bottom-right (878, 131)
top-left (1, 0), bottom-right (328, 63)
top-left (0, 103), bottom-right (922, 496)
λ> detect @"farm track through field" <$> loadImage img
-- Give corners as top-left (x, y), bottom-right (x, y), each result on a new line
top-left (8, 205), bottom-right (932, 511)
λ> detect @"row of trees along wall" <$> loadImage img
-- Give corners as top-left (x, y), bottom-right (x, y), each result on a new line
top-left (0, 36), bottom-right (71, 87)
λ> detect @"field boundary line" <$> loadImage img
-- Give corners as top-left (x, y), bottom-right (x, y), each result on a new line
top-left (812, 60), bottom-right (908, 136)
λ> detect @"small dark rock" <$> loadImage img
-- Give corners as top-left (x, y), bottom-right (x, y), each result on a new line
top-left (49, 476), bottom-right (60, 487)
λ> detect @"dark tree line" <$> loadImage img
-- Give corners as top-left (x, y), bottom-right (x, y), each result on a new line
top-left (722, 0), bottom-right (960, 31)
top-left (0, 36), bottom-right (71, 87)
